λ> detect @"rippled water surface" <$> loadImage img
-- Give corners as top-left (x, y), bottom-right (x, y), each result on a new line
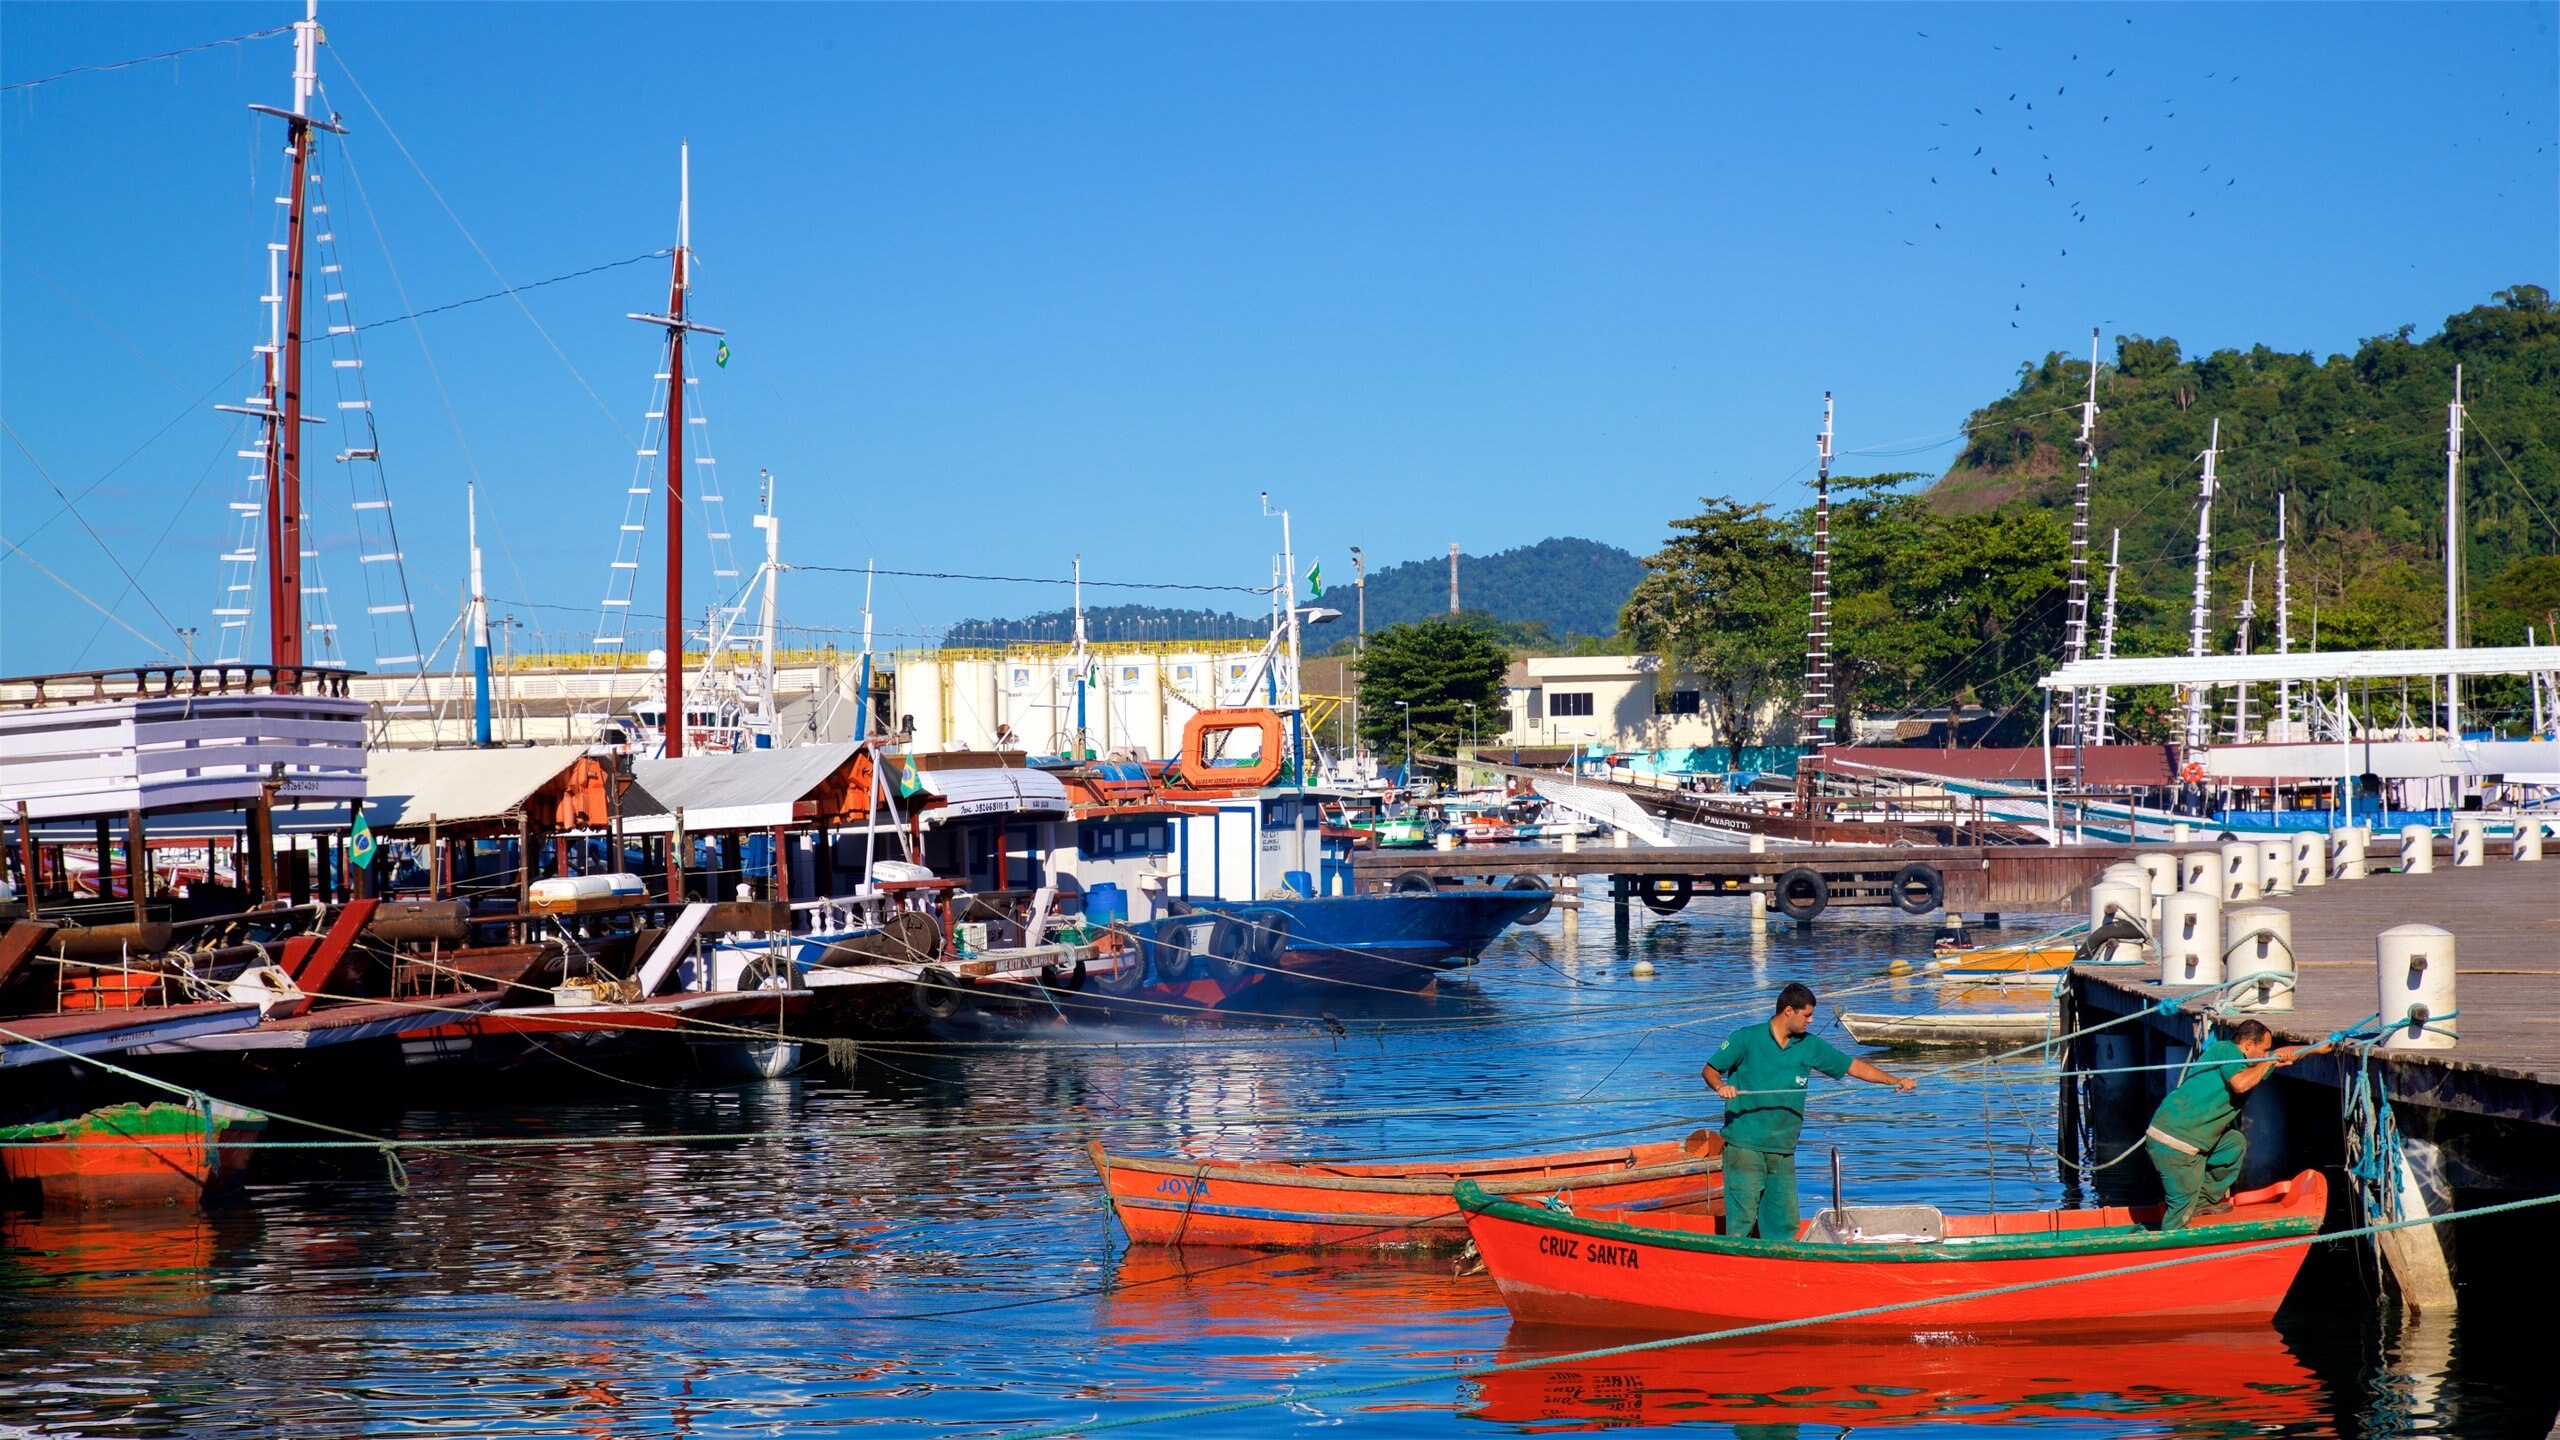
top-left (5, 904), bottom-right (2554, 1437)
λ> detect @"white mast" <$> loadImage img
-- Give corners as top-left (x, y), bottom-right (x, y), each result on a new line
top-left (752, 469), bottom-right (780, 741)
top-left (2065, 328), bottom-right (2099, 752)
top-left (469, 479), bottom-right (492, 745)
top-left (2275, 492), bottom-right (2293, 737)
top-left (2445, 365), bottom-right (2464, 741)
top-left (1070, 553), bottom-right (1088, 759)
top-left (2227, 563), bottom-right (2257, 744)
top-left (1806, 391), bottom-right (1835, 751)
top-left (2183, 419), bottom-right (2220, 755)
top-left (2090, 529), bottom-right (2121, 745)
top-left (857, 560), bottom-right (875, 743)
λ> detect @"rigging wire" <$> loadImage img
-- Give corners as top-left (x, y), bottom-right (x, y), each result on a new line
top-left (795, 563), bottom-right (1274, 595)
top-left (0, 533), bottom-right (178, 655)
top-left (0, 24), bottom-right (291, 92)
top-left (0, 421), bottom-right (189, 646)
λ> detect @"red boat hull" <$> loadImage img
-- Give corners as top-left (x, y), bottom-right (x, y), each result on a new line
top-left (1, 1103), bottom-right (264, 1210)
top-left (1092, 1135), bottom-right (1721, 1250)
top-left (1462, 1170), bottom-right (2326, 1334)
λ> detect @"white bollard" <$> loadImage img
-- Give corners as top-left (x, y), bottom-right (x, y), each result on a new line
top-left (2291, 831), bottom-right (2329, 889)
top-left (2334, 825), bottom-right (2370, 880)
top-left (1562, 830), bottom-right (1579, 854)
top-left (2100, 862), bottom-right (2150, 895)
top-left (2377, 924), bottom-right (2457, 1050)
top-left (2088, 880), bottom-right (2148, 965)
top-left (2450, 815), bottom-right (2486, 868)
top-left (1613, 827), bottom-right (1631, 849)
top-left (2160, 890), bottom-right (2225, 987)
top-left (2135, 851), bottom-right (2178, 899)
top-left (1436, 829), bottom-right (1459, 851)
top-left (2257, 838), bottom-right (2294, 895)
top-left (2224, 905), bottom-right (2295, 1012)
top-left (2515, 818), bottom-right (2546, 863)
top-left (2220, 841), bottom-right (2263, 903)
top-left (2173, 822), bottom-right (2195, 844)
top-left (2179, 849), bottom-right (2215, 894)
top-left (2400, 824), bottom-right (2435, 875)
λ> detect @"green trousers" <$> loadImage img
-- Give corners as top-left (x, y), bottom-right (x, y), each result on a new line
top-left (1722, 1144), bottom-right (1799, 1240)
top-left (2147, 1128), bottom-right (2245, 1230)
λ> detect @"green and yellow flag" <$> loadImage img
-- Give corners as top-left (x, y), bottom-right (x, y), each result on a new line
top-left (714, 339), bottom-right (730, 369)
top-left (1306, 560), bottom-right (1323, 598)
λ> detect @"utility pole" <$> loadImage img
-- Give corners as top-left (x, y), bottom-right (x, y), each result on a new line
top-left (626, 142), bottom-right (724, 757)
top-left (2182, 419), bottom-right (2221, 756)
top-left (1805, 391), bottom-right (1835, 752)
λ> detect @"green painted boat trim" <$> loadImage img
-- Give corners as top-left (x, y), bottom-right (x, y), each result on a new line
top-left (1453, 1179), bottom-right (2320, 1265)
top-left (0, 1101), bottom-right (269, 1144)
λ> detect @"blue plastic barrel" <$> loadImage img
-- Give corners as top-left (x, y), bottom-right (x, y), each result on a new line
top-left (1085, 882), bottom-right (1128, 928)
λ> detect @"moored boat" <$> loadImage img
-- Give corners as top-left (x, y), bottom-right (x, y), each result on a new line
top-left (1456, 1168), bottom-right (2326, 1333)
top-left (1089, 1132), bottom-right (1721, 1250)
top-left (1839, 1008), bottom-right (2056, 1047)
top-left (0, 1100), bottom-right (265, 1209)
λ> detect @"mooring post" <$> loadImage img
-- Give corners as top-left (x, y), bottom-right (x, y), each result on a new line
top-left (1612, 875), bottom-right (1630, 943)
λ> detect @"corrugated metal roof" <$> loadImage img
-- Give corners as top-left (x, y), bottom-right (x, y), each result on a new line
top-left (2042, 646), bottom-right (2560, 690)
top-left (916, 763), bottom-right (1070, 824)
top-left (623, 744), bottom-right (863, 832)
top-left (363, 746), bottom-right (591, 831)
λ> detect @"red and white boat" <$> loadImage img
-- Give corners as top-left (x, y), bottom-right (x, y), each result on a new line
top-left (1457, 1169), bottom-right (2327, 1333)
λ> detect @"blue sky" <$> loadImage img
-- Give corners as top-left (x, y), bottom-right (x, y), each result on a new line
top-left (4, 2), bottom-right (2554, 674)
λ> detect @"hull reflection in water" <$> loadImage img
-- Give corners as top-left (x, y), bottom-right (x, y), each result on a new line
top-left (1472, 1328), bottom-right (2329, 1432)
top-left (1104, 1246), bottom-right (1499, 1341)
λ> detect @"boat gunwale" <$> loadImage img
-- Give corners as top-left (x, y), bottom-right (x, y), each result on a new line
top-left (1455, 1172), bottom-right (2324, 1264)
top-left (1091, 1141), bottom-right (1717, 1197)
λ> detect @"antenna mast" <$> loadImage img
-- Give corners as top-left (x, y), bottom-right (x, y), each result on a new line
top-left (1805, 391), bottom-right (1835, 752)
top-left (2182, 419), bottom-right (2221, 755)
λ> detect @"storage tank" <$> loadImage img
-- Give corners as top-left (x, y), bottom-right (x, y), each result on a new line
top-left (2159, 890), bottom-right (2224, 987)
top-left (2377, 923), bottom-right (2457, 1051)
top-left (2223, 905), bottom-right (2294, 1012)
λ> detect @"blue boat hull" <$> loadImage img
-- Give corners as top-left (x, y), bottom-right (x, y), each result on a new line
top-left (1112, 891), bottom-right (1550, 1003)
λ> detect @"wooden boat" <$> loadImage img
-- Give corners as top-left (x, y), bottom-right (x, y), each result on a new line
top-left (1934, 942), bottom-right (2076, 982)
top-left (1457, 1169), bottom-right (2326, 1333)
top-left (0, 1101), bottom-right (265, 1209)
top-left (1839, 1009), bottom-right (2056, 1047)
top-left (1090, 1132), bottom-right (1723, 1250)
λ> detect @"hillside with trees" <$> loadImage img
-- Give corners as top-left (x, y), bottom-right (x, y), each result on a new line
top-left (1350, 538), bottom-right (1645, 642)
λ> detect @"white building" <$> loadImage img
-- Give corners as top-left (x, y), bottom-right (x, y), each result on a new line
top-left (1500, 654), bottom-right (1796, 753)
top-left (890, 644), bottom-right (1291, 759)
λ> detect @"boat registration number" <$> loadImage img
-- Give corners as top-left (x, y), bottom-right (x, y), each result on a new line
top-left (1538, 1234), bottom-right (1640, 1269)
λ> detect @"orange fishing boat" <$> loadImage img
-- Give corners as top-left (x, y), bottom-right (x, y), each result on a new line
top-left (1089, 1132), bottom-right (1722, 1250)
top-left (1457, 1169), bottom-right (2325, 1333)
top-left (0, 1101), bottom-right (265, 1209)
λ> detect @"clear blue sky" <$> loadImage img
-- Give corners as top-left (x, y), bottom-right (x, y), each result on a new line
top-left (5, 2), bottom-right (2553, 674)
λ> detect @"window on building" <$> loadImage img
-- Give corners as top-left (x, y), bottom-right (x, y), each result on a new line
top-left (1077, 819), bottom-right (1174, 857)
top-left (1656, 690), bottom-right (1702, 716)
top-left (1549, 691), bottom-right (1595, 718)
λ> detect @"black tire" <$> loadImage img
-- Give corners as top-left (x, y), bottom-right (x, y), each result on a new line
top-left (1038, 955), bottom-right (1087, 992)
top-left (1892, 863), bottom-right (1944, 916)
top-left (1774, 868), bottom-right (1829, 924)
top-left (1505, 875), bottom-right (1554, 926)
top-left (911, 964), bottom-right (963, 1020)
top-left (737, 954), bottom-right (795, 991)
top-left (1390, 870), bottom-right (1438, 895)
top-left (1149, 924), bottom-right (1196, 985)
top-left (1206, 914), bottom-right (1256, 983)
top-left (1640, 876), bottom-right (1693, 916)
top-left (1091, 927), bottom-right (1148, 994)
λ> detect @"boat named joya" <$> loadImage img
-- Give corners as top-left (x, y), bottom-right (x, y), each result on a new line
top-left (1455, 1169), bottom-right (2326, 1333)
top-left (1091, 1132), bottom-right (1722, 1250)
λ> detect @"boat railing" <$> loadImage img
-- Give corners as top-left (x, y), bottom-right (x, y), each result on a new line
top-left (0, 663), bottom-right (361, 708)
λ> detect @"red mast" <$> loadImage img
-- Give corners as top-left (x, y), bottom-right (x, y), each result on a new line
top-left (628, 143), bottom-right (721, 757)
top-left (246, 1), bottom-right (342, 681)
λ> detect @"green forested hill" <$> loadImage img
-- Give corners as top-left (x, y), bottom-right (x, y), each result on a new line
top-left (1932, 284), bottom-right (2560, 651)
top-left (1351, 537), bottom-right (1645, 641)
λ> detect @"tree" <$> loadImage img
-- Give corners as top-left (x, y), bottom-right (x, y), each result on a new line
top-left (1354, 618), bottom-right (1509, 775)
top-left (1618, 498), bottom-right (1809, 768)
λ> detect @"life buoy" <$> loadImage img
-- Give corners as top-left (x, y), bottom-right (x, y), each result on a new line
top-left (2181, 760), bottom-right (2207, 785)
top-left (1390, 871), bottom-right (1439, 895)
top-left (1774, 868), bottom-right (1829, 924)
top-left (1505, 875), bottom-right (1554, 926)
top-left (1175, 709), bottom-right (1288, 789)
top-left (911, 964), bottom-right (962, 1020)
top-left (1892, 863), bottom-right (1944, 916)
top-left (1641, 876), bottom-right (1692, 916)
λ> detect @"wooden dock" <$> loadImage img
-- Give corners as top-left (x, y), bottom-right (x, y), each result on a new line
top-left (2071, 853), bottom-right (2560, 1131)
top-left (1351, 842), bottom-right (2141, 917)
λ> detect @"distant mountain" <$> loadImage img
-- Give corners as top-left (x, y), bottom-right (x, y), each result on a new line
top-left (1349, 538), bottom-right (1644, 642)
top-left (939, 537), bottom-right (1646, 652)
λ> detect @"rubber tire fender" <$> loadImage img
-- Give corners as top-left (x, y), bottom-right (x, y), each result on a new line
top-left (911, 963), bottom-right (963, 1020)
top-left (1090, 926), bottom-right (1148, 995)
top-left (1774, 867), bottom-right (1829, 924)
top-left (1641, 876), bottom-right (1693, 916)
top-left (1892, 863), bottom-right (1944, 916)
top-left (737, 954), bottom-right (795, 992)
top-left (1148, 923), bottom-right (1196, 985)
top-left (1390, 870), bottom-right (1438, 895)
top-left (1038, 954), bottom-right (1087, 992)
top-left (1505, 875), bottom-right (1555, 926)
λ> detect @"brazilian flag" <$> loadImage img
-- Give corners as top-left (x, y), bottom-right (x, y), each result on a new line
top-left (1306, 560), bottom-right (1323, 598)
top-left (894, 751), bottom-right (923, 799)
top-left (714, 339), bottom-right (730, 369)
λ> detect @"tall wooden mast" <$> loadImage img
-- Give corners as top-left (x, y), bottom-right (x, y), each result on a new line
top-left (246, 1), bottom-right (343, 677)
top-left (627, 143), bottom-right (723, 756)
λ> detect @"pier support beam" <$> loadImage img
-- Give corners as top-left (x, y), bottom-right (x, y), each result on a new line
top-left (2376, 1126), bottom-right (2459, 1313)
top-left (1612, 875), bottom-right (1630, 943)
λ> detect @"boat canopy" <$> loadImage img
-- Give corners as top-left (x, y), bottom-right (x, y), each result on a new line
top-left (623, 743), bottom-right (866, 834)
top-left (2040, 644), bottom-right (2560, 691)
top-left (914, 763), bottom-right (1070, 825)
top-left (363, 745), bottom-right (602, 835)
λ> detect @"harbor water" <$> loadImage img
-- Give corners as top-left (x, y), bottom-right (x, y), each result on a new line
top-left (4, 904), bottom-right (2553, 1438)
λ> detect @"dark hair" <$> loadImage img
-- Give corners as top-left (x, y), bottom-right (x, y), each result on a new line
top-left (2231, 1019), bottom-right (2273, 1046)
top-left (1775, 982), bottom-right (1817, 1014)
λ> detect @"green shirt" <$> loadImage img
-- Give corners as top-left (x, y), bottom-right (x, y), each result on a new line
top-left (2149, 1039), bottom-right (2254, 1149)
top-left (1706, 1021), bottom-right (1853, 1155)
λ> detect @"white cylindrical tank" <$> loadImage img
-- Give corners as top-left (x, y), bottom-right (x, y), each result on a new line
top-left (2087, 880), bottom-right (2147, 965)
top-left (2334, 825), bottom-right (2370, 880)
top-left (2291, 831), bottom-right (2329, 889)
top-left (2179, 850), bottom-right (2215, 893)
top-left (2377, 923), bottom-right (2457, 1051)
top-left (2516, 818), bottom-right (2546, 863)
top-left (2224, 905), bottom-right (2295, 1012)
top-left (2450, 815), bottom-right (2487, 868)
top-left (2400, 824), bottom-right (2436, 875)
top-left (2256, 838), bottom-right (2293, 895)
top-left (2160, 890), bottom-right (2224, 987)
top-left (2220, 841), bottom-right (2263, 903)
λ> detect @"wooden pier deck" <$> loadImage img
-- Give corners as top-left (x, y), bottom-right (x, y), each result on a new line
top-left (1351, 842), bottom-right (2140, 916)
top-left (2072, 853), bottom-right (2560, 1129)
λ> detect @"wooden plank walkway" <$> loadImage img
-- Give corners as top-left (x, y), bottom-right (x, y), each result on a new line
top-left (2073, 853), bottom-right (2560, 1128)
top-left (1349, 843), bottom-right (2142, 913)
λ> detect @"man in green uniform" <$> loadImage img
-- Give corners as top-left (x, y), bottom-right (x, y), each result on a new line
top-left (2145, 1018), bottom-right (2318, 1230)
top-left (1701, 982), bottom-right (1918, 1240)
